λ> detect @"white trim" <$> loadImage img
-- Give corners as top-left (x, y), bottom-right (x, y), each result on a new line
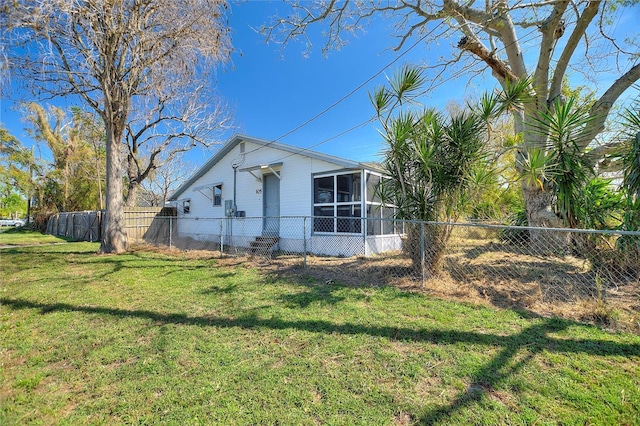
top-left (192, 182), bottom-right (223, 192)
top-left (192, 182), bottom-right (223, 201)
top-left (238, 162), bottom-right (283, 181)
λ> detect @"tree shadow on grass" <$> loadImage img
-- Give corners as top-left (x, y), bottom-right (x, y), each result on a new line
top-left (64, 251), bottom-right (219, 281)
top-left (200, 280), bottom-right (239, 294)
top-left (3, 297), bottom-right (638, 426)
top-left (0, 247), bottom-right (91, 255)
top-left (277, 285), bottom-right (354, 308)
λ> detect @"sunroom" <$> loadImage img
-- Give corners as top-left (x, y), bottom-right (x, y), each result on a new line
top-left (309, 169), bottom-right (404, 256)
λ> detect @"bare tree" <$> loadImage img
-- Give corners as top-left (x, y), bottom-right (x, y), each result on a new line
top-left (124, 84), bottom-right (232, 207)
top-left (138, 154), bottom-right (193, 207)
top-left (265, 0), bottom-right (640, 229)
top-left (4, 0), bottom-right (231, 253)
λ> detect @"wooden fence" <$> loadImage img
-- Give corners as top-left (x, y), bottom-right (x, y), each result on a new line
top-left (46, 207), bottom-right (176, 243)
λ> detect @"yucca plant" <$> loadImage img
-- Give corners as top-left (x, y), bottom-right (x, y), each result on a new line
top-left (371, 65), bottom-right (526, 276)
top-left (530, 97), bottom-right (595, 228)
top-left (619, 102), bottom-right (640, 230)
top-left (577, 178), bottom-right (623, 231)
top-left (614, 99), bottom-right (640, 275)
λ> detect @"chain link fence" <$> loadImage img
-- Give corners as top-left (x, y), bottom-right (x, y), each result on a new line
top-left (128, 214), bottom-right (639, 331)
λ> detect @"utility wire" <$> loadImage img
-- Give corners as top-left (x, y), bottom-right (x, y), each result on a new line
top-left (267, 26), bottom-right (544, 164)
top-left (272, 22), bottom-right (445, 143)
top-left (241, 21), bottom-right (446, 157)
top-left (269, 115), bottom-right (378, 164)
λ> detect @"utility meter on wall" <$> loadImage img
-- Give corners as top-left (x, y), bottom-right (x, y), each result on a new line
top-left (224, 200), bottom-right (236, 217)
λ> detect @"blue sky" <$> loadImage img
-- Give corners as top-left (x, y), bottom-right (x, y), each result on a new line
top-left (211, 1), bottom-right (472, 163)
top-left (1, 1), bottom-right (638, 167)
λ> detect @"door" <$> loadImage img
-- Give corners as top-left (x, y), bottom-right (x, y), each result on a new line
top-left (263, 173), bottom-right (280, 235)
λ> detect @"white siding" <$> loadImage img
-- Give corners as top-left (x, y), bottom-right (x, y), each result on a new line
top-left (173, 137), bottom-right (403, 256)
top-left (176, 141), bottom-right (350, 241)
top-left (179, 141), bottom-right (352, 219)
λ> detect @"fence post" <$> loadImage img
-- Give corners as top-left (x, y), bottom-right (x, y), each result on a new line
top-left (82, 214), bottom-right (86, 241)
top-left (87, 213), bottom-right (91, 241)
top-left (303, 217), bottom-right (307, 268)
top-left (169, 216), bottom-right (173, 250)
top-left (420, 221), bottom-right (425, 287)
top-left (98, 210), bottom-right (103, 242)
top-left (362, 217), bottom-right (367, 256)
top-left (219, 219), bottom-right (224, 255)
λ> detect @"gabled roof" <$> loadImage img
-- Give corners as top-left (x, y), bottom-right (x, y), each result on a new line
top-left (169, 134), bottom-right (383, 201)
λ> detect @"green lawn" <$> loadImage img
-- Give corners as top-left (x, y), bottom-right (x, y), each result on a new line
top-left (1, 243), bottom-right (639, 425)
top-left (0, 227), bottom-right (70, 246)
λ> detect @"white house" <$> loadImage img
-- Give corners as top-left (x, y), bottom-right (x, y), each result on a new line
top-left (168, 135), bottom-right (403, 256)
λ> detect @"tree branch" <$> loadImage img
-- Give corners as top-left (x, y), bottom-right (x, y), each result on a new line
top-left (549, 1), bottom-right (601, 101)
top-left (579, 63), bottom-right (640, 150)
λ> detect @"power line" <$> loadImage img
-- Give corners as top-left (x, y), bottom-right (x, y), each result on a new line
top-left (272, 22), bottom-right (446, 143)
top-left (241, 21), bottom-right (446, 157)
top-left (269, 115), bottom-right (378, 164)
top-left (267, 26), bottom-right (544, 162)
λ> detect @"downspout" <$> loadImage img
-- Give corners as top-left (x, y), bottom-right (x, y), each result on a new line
top-left (231, 164), bottom-right (237, 244)
top-left (233, 165), bottom-right (238, 210)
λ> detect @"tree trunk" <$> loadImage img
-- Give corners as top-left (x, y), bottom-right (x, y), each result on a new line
top-left (522, 181), bottom-right (571, 253)
top-left (98, 121), bottom-right (128, 254)
top-left (95, 151), bottom-right (104, 210)
top-left (403, 222), bottom-right (450, 281)
top-left (124, 179), bottom-right (140, 207)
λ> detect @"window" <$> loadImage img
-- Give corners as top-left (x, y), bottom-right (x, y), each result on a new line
top-left (183, 199), bottom-right (191, 214)
top-left (365, 171), bottom-right (399, 235)
top-left (366, 173), bottom-right (381, 203)
top-left (213, 184), bottom-right (222, 206)
top-left (337, 173), bottom-right (361, 202)
top-left (313, 172), bottom-right (362, 233)
top-left (314, 176), bottom-right (334, 203)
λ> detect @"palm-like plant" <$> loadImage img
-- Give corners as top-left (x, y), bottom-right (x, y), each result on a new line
top-left (614, 99), bottom-right (640, 270)
top-left (531, 97), bottom-right (595, 228)
top-left (619, 102), bottom-right (640, 229)
top-left (371, 65), bottom-right (525, 275)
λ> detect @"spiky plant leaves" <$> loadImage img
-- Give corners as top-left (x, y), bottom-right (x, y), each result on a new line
top-left (370, 87), bottom-right (394, 116)
top-left (577, 177), bottom-right (623, 230)
top-left (496, 76), bottom-right (534, 113)
top-left (526, 97), bottom-right (596, 227)
top-left (517, 147), bottom-right (552, 191)
top-left (370, 65), bottom-right (535, 273)
top-left (474, 92), bottom-right (502, 124)
top-left (389, 64), bottom-right (426, 103)
top-left (620, 104), bottom-right (640, 203)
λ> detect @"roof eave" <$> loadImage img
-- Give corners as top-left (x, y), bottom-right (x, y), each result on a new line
top-left (168, 134), bottom-right (379, 200)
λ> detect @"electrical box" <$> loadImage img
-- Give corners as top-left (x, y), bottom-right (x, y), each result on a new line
top-left (225, 200), bottom-right (236, 217)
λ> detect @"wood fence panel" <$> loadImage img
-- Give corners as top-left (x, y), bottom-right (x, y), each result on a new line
top-left (46, 208), bottom-right (175, 243)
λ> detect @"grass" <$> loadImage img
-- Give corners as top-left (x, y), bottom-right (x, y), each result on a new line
top-left (0, 227), bottom-right (71, 246)
top-left (1, 243), bottom-right (639, 425)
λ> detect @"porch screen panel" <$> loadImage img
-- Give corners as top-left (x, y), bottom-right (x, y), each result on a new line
top-left (313, 172), bottom-right (363, 234)
top-left (337, 205), bottom-right (361, 233)
top-left (314, 176), bottom-right (334, 203)
top-left (365, 171), bottom-right (399, 235)
top-left (314, 206), bottom-right (334, 232)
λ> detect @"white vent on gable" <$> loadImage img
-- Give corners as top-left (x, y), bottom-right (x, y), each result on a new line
top-left (239, 142), bottom-right (245, 153)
